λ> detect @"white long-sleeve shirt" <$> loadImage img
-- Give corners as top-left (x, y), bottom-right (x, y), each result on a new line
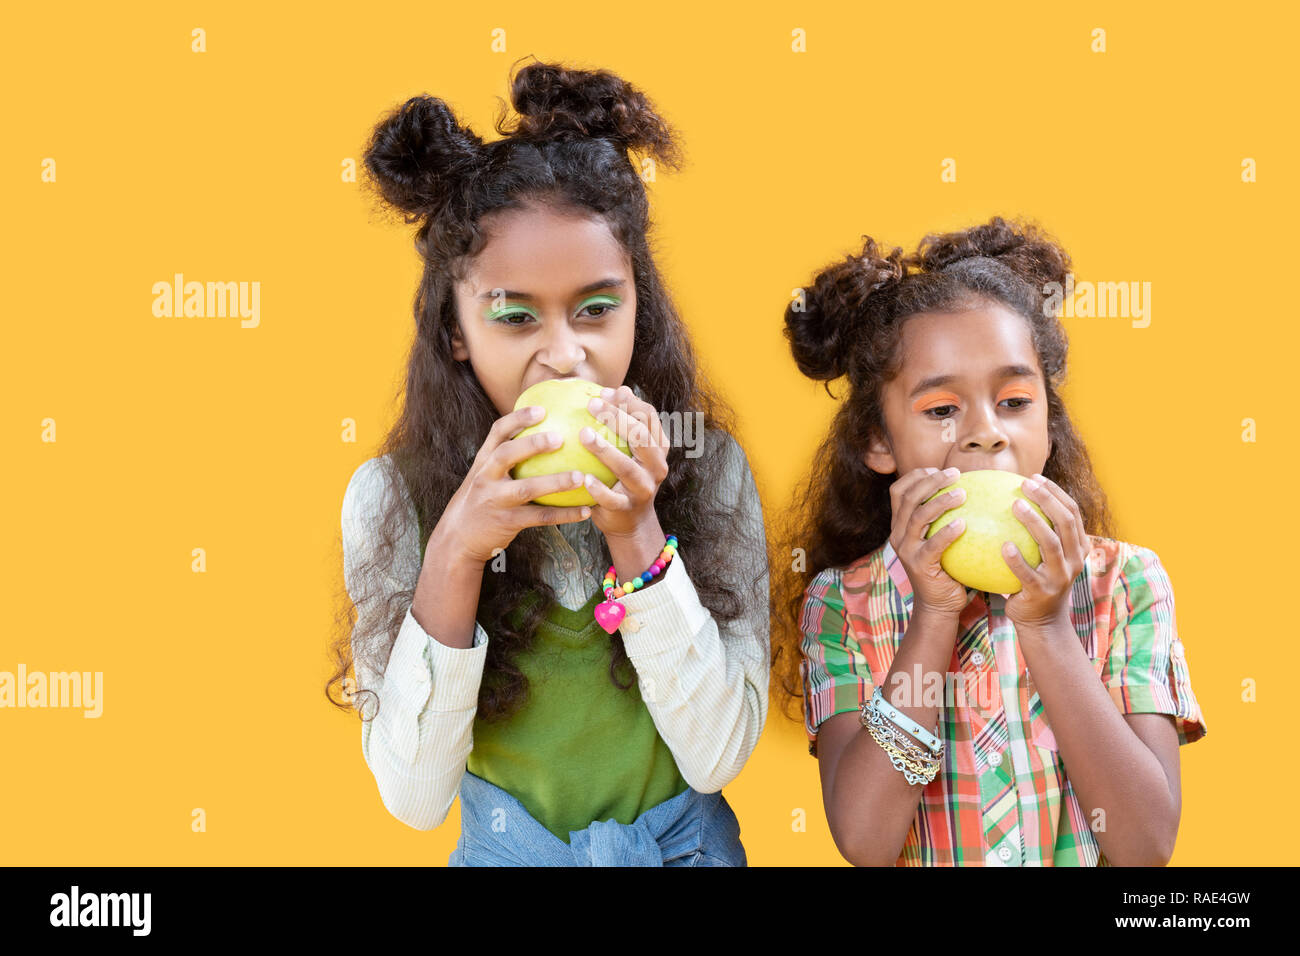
top-left (341, 428), bottom-right (770, 831)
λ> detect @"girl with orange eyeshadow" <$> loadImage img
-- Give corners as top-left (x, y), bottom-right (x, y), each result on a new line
top-left (772, 216), bottom-right (1208, 866)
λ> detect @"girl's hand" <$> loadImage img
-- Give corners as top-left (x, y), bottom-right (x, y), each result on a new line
top-left (1003, 473), bottom-right (1090, 629)
top-left (433, 405), bottom-right (594, 566)
top-left (889, 467), bottom-right (970, 617)
top-left (579, 385), bottom-right (671, 539)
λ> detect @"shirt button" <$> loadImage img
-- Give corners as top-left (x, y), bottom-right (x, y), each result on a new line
top-left (1171, 642), bottom-right (1184, 659)
top-left (989, 750), bottom-right (1002, 767)
top-left (997, 845), bottom-right (1013, 862)
top-left (563, 556), bottom-right (577, 572)
top-left (971, 651), bottom-right (985, 667)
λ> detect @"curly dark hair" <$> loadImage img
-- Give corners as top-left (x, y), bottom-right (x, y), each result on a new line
top-left (770, 215), bottom-right (1117, 720)
top-left (325, 57), bottom-right (759, 724)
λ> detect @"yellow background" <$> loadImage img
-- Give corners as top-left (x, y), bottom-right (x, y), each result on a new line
top-left (4, 1), bottom-right (1293, 865)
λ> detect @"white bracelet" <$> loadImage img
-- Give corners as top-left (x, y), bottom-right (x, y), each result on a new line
top-left (860, 701), bottom-right (942, 785)
top-left (870, 686), bottom-right (942, 755)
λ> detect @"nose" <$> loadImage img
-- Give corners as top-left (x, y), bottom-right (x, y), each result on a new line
top-left (959, 400), bottom-right (1009, 453)
top-left (537, 318), bottom-right (585, 375)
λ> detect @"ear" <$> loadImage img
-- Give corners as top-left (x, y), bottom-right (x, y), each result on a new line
top-left (451, 322), bottom-right (469, 362)
top-left (863, 431), bottom-right (897, 476)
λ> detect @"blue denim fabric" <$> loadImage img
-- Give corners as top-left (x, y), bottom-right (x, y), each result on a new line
top-left (447, 770), bottom-right (747, 867)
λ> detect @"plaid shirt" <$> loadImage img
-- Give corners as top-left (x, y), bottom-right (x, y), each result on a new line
top-left (800, 535), bottom-right (1207, 866)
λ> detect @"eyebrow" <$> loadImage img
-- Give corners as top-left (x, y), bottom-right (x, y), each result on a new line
top-left (907, 364), bottom-right (1039, 400)
top-left (477, 278), bottom-right (626, 301)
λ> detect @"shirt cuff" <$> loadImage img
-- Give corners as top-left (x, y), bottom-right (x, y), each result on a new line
top-left (614, 553), bottom-right (708, 657)
top-left (382, 607), bottom-right (489, 713)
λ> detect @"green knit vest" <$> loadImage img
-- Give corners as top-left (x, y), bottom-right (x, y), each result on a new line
top-left (419, 513), bottom-right (689, 843)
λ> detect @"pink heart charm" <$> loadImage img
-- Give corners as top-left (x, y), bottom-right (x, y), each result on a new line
top-left (593, 600), bottom-right (626, 634)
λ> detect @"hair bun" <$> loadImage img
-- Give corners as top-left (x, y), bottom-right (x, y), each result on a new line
top-left (498, 58), bottom-right (683, 170)
top-left (912, 215), bottom-right (1071, 292)
top-left (362, 95), bottom-right (486, 219)
top-left (785, 237), bottom-right (904, 381)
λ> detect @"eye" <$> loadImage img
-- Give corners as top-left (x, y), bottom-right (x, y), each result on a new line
top-left (1001, 397), bottom-right (1032, 410)
top-left (493, 311), bottom-right (534, 327)
top-left (579, 293), bottom-right (618, 319)
top-left (579, 298), bottom-right (620, 319)
top-left (923, 405), bottom-right (958, 419)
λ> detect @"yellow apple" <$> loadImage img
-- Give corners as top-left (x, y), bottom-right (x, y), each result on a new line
top-left (509, 378), bottom-right (633, 507)
top-left (922, 469), bottom-right (1054, 594)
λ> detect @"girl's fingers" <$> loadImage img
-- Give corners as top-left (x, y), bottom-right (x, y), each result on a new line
top-left (641, 400), bottom-right (670, 455)
top-left (887, 470), bottom-right (919, 518)
top-left (902, 471), bottom-right (963, 540)
top-left (911, 487), bottom-right (966, 537)
top-left (495, 405), bottom-right (547, 445)
top-left (580, 426), bottom-right (652, 496)
top-left (1013, 497), bottom-right (1065, 571)
top-left (1025, 475), bottom-right (1087, 563)
top-left (888, 468), bottom-right (936, 522)
top-left (491, 429), bottom-right (565, 479)
top-left (517, 503), bottom-right (596, 528)
top-left (505, 469), bottom-right (587, 506)
top-left (591, 396), bottom-right (670, 483)
top-left (1001, 541), bottom-right (1036, 588)
top-left (582, 472), bottom-right (631, 510)
top-left (590, 395), bottom-right (653, 450)
top-left (1029, 474), bottom-right (1079, 521)
top-left (919, 516), bottom-right (965, 562)
top-left (602, 386), bottom-right (670, 453)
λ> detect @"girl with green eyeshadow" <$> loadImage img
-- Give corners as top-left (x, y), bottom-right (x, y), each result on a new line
top-left (327, 58), bottom-right (769, 866)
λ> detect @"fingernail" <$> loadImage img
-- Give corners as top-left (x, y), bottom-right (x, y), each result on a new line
top-left (529, 406), bottom-right (544, 419)
top-left (600, 387), bottom-right (615, 398)
top-left (1023, 477), bottom-right (1039, 490)
top-left (584, 474), bottom-right (596, 487)
top-left (580, 426), bottom-right (594, 442)
top-left (588, 398), bottom-right (602, 413)
top-left (549, 432), bottom-right (562, 446)
top-left (925, 467), bottom-right (937, 474)
top-left (944, 467), bottom-right (959, 477)
top-left (571, 471), bottom-right (583, 484)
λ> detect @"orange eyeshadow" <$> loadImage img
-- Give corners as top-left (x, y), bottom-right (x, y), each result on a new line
top-left (912, 391), bottom-right (962, 412)
top-left (997, 385), bottom-right (1037, 401)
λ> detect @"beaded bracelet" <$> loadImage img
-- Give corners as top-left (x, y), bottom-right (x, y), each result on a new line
top-left (593, 535), bottom-right (678, 634)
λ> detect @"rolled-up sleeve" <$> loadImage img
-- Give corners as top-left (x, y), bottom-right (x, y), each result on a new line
top-left (613, 432), bottom-right (770, 793)
top-left (799, 567), bottom-right (873, 757)
top-left (342, 457), bottom-right (491, 830)
top-left (1101, 544), bottom-right (1207, 746)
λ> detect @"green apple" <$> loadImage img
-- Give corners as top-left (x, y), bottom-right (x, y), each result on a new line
top-left (922, 469), bottom-right (1054, 594)
top-left (509, 378), bottom-right (633, 507)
